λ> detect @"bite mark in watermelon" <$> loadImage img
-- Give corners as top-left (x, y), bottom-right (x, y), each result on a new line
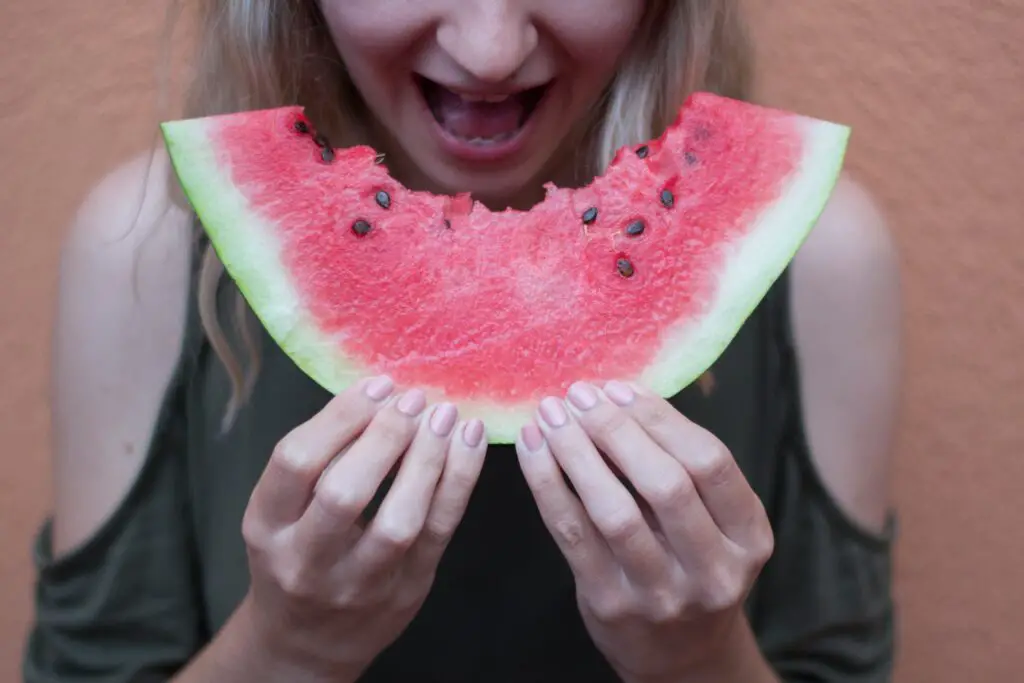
top-left (160, 92), bottom-right (850, 443)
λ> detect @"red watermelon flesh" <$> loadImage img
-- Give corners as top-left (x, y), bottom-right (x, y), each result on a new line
top-left (161, 92), bottom-right (850, 442)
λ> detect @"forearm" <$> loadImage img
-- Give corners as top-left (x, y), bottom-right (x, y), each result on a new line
top-left (172, 596), bottom-right (361, 683)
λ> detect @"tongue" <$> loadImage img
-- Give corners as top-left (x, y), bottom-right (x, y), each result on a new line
top-left (435, 88), bottom-right (525, 140)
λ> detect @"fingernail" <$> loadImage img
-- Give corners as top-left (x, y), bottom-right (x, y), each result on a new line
top-left (567, 382), bottom-right (599, 411)
top-left (364, 375), bottom-right (394, 401)
top-left (463, 419), bottom-right (485, 447)
top-left (538, 397), bottom-right (568, 428)
top-left (429, 403), bottom-right (457, 436)
top-left (396, 389), bottom-right (426, 416)
top-left (604, 380), bottom-right (635, 406)
top-left (521, 423), bottom-right (545, 452)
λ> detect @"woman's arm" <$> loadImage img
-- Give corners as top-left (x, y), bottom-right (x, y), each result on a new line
top-left (28, 151), bottom-right (279, 682)
top-left (679, 175), bottom-right (902, 683)
top-left (37, 150), bottom-right (485, 683)
top-left (170, 596), bottom-right (361, 683)
top-left (790, 175), bottom-right (903, 536)
top-left (50, 152), bottom-right (192, 557)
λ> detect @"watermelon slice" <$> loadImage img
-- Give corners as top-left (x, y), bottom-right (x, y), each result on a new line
top-left (160, 92), bottom-right (849, 443)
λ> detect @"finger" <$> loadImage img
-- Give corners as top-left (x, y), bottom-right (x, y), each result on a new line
top-left (515, 421), bottom-right (619, 587)
top-left (293, 389), bottom-right (428, 564)
top-left (565, 382), bottom-right (726, 571)
top-left (608, 381), bottom-right (767, 547)
top-left (249, 375), bottom-right (395, 528)
top-left (408, 419), bottom-right (487, 575)
top-left (352, 403), bottom-right (458, 573)
top-left (535, 397), bottom-right (672, 585)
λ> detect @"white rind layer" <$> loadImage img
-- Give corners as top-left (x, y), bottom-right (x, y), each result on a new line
top-left (160, 112), bottom-right (849, 444)
top-left (639, 117), bottom-right (850, 396)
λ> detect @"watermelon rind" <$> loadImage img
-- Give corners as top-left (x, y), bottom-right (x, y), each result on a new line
top-left (638, 117), bottom-right (850, 396)
top-left (161, 105), bottom-right (849, 444)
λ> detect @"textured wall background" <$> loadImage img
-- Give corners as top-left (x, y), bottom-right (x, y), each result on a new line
top-left (1, 1), bottom-right (1021, 680)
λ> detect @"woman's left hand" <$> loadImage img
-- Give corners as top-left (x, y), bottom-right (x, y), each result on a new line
top-left (516, 380), bottom-right (775, 683)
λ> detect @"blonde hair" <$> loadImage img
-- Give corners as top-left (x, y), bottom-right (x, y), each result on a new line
top-left (171, 0), bottom-right (753, 426)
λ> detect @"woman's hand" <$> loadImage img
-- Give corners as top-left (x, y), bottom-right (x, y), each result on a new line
top-left (516, 381), bottom-right (775, 683)
top-left (236, 376), bottom-right (487, 682)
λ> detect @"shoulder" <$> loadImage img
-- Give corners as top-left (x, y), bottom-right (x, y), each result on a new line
top-left (51, 149), bottom-right (194, 557)
top-left (788, 174), bottom-right (903, 533)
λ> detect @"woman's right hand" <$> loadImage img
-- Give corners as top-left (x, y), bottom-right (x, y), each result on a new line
top-left (234, 375), bottom-right (487, 682)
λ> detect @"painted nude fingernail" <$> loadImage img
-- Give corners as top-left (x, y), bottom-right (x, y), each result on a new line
top-left (396, 389), bottom-right (427, 416)
top-left (463, 419), bottom-right (485, 448)
top-left (539, 397), bottom-right (568, 428)
top-left (567, 382), bottom-right (599, 411)
top-left (364, 375), bottom-right (394, 401)
top-left (429, 403), bottom-right (457, 437)
top-left (604, 380), bottom-right (635, 406)
top-left (521, 423), bottom-right (545, 452)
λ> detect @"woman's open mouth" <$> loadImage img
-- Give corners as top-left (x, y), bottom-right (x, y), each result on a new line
top-left (415, 75), bottom-right (551, 159)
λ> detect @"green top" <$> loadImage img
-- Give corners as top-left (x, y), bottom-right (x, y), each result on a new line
top-left (23, 241), bottom-right (896, 682)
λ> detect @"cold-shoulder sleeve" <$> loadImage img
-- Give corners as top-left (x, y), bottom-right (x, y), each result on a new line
top-left (22, 364), bottom-right (206, 682)
top-left (748, 274), bottom-right (897, 682)
top-left (751, 446), bottom-right (897, 682)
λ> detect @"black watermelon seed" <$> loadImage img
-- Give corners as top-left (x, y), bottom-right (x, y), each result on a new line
top-left (293, 120), bottom-right (309, 134)
top-left (313, 133), bottom-right (330, 148)
top-left (625, 220), bottom-right (646, 237)
top-left (375, 190), bottom-right (391, 209)
top-left (320, 146), bottom-right (335, 163)
top-left (582, 207), bottom-right (598, 224)
top-left (444, 219), bottom-right (452, 230)
top-left (684, 151), bottom-right (697, 165)
top-left (636, 145), bottom-right (650, 159)
top-left (351, 219), bottom-right (372, 236)
top-left (617, 257), bottom-right (636, 278)
top-left (660, 189), bottom-right (675, 209)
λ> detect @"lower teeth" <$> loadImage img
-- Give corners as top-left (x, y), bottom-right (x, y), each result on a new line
top-left (448, 130), bottom-right (516, 146)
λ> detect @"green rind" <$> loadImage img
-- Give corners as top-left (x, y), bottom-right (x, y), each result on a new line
top-left (161, 118), bottom-right (369, 395)
top-left (160, 110), bottom-right (849, 445)
top-left (639, 117), bottom-right (850, 397)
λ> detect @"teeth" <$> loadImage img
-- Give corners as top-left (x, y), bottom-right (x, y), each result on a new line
top-left (450, 130), bottom-right (516, 145)
top-left (458, 93), bottom-right (511, 104)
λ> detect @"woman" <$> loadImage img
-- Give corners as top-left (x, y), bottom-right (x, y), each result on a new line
top-left (25, 1), bottom-right (903, 682)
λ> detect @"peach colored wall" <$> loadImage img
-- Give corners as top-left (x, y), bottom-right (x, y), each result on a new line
top-left (0, 1), bottom-right (1021, 681)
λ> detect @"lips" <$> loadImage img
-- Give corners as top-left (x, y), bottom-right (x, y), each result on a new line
top-left (416, 76), bottom-right (549, 145)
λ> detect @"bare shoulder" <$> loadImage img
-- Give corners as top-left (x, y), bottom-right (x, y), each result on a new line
top-left (51, 149), bottom-right (194, 557)
top-left (789, 174), bottom-right (903, 534)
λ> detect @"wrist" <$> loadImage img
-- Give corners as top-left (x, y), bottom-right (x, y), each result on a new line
top-left (220, 593), bottom-right (364, 683)
top-left (621, 615), bottom-right (778, 683)
top-left (680, 615), bottom-right (778, 683)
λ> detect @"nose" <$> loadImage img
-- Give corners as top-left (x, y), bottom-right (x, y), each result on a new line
top-left (436, 2), bottom-right (538, 84)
